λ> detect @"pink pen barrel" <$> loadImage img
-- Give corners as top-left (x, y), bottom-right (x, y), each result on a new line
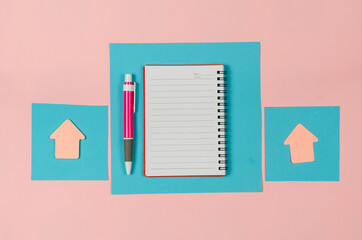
top-left (123, 73), bottom-right (134, 175)
top-left (123, 82), bottom-right (134, 139)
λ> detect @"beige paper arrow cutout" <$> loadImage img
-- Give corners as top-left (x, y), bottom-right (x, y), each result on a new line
top-left (50, 119), bottom-right (85, 159)
top-left (284, 124), bottom-right (318, 163)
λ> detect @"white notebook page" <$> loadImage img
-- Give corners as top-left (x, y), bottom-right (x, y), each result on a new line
top-left (144, 65), bottom-right (226, 177)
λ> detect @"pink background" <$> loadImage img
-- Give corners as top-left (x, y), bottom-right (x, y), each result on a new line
top-left (1, 0), bottom-right (361, 239)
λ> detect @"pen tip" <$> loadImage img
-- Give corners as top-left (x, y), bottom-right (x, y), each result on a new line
top-left (126, 162), bottom-right (132, 175)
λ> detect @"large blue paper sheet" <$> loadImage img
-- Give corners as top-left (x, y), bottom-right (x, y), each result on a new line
top-left (110, 42), bottom-right (262, 194)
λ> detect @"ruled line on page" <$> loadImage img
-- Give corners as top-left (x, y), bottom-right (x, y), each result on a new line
top-left (150, 132), bottom-right (215, 134)
top-left (151, 168), bottom-right (215, 170)
top-left (151, 90), bottom-right (215, 93)
top-left (150, 143), bottom-right (216, 146)
top-left (150, 120), bottom-right (215, 123)
top-left (151, 161), bottom-right (215, 164)
top-left (150, 137), bottom-right (215, 140)
top-left (150, 126), bottom-right (214, 128)
top-left (150, 114), bottom-right (215, 116)
top-left (150, 83), bottom-right (214, 87)
top-left (149, 155), bottom-right (215, 158)
top-left (150, 108), bottom-right (215, 110)
top-left (150, 78), bottom-right (213, 81)
top-left (149, 102), bottom-right (215, 104)
top-left (150, 96), bottom-right (214, 98)
top-left (151, 150), bottom-right (216, 152)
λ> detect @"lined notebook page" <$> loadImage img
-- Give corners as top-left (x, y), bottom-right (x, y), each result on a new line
top-left (144, 65), bottom-right (226, 177)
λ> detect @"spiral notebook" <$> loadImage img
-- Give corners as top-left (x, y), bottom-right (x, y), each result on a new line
top-left (143, 64), bottom-right (227, 177)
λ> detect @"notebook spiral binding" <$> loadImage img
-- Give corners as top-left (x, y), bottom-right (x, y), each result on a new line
top-left (217, 70), bottom-right (228, 171)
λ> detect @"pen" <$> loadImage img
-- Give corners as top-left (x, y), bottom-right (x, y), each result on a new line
top-left (123, 74), bottom-right (135, 175)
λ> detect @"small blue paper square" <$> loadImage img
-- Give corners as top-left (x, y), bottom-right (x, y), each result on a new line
top-left (32, 103), bottom-right (108, 180)
top-left (265, 106), bottom-right (340, 181)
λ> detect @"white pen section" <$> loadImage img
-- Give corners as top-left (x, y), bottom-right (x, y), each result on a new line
top-left (144, 65), bottom-right (225, 177)
top-left (123, 84), bottom-right (135, 91)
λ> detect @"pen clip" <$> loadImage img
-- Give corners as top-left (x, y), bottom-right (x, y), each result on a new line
top-left (133, 82), bottom-right (136, 113)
